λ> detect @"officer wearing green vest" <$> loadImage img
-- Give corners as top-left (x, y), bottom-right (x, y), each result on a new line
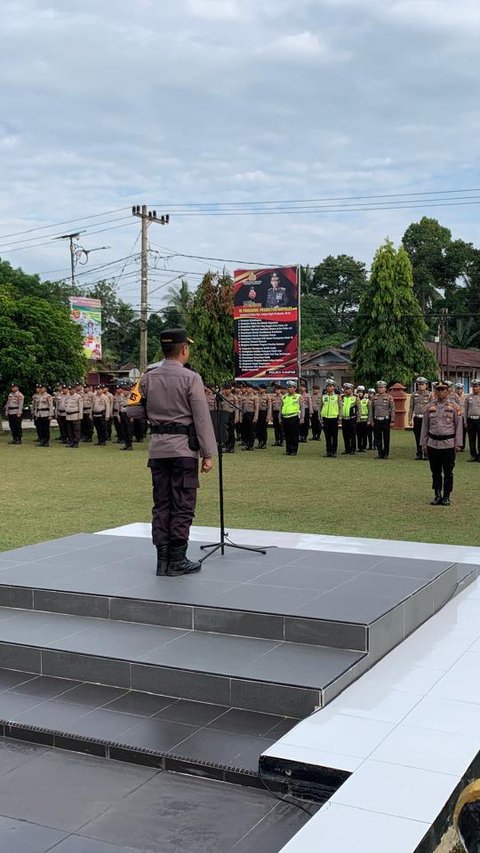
top-left (281, 381), bottom-right (301, 456)
top-left (341, 383), bottom-right (357, 454)
top-left (321, 379), bottom-right (341, 457)
top-left (356, 386), bottom-right (369, 452)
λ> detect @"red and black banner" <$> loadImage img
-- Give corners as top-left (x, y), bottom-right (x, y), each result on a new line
top-left (233, 267), bottom-right (299, 380)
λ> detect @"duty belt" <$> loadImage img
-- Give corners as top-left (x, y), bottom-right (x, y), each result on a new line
top-left (428, 432), bottom-right (455, 440)
top-left (151, 423), bottom-right (190, 435)
top-left (468, 415), bottom-right (480, 420)
top-left (413, 414), bottom-right (424, 418)
top-left (374, 416), bottom-right (390, 421)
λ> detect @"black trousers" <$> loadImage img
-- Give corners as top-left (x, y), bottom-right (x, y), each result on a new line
top-left (467, 419), bottom-right (480, 460)
top-left (113, 417), bottom-right (123, 441)
top-left (93, 415), bottom-right (107, 444)
top-left (374, 419), bottom-right (391, 458)
top-left (427, 447), bottom-right (455, 495)
top-left (367, 423), bottom-right (374, 449)
top-left (82, 413), bottom-right (93, 441)
top-left (342, 419), bottom-right (356, 453)
top-left (57, 414), bottom-right (68, 442)
top-left (357, 421), bottom-right (368, 451)
top-left (311, 411), bottom-right (321, 440)
top-left (299, 410), bottom-right (310, 442)
top-left (8, 415), bottom-right (22, 442)
top-left (66, 420), bottom-right (81, 446)
top-left (256, 410), bottom-right (268, 447)
top-left (413, 416), bottom-right (424, 456)
top-left (283, 415), bottom-right (299, 455)
top-left (149, 457), bottom-right (199, 547)
top-left (120, 413), bottom-right (133, 448)
top-left (272, 410), bottom-right (284, 444)
top-left (37, 417), bottom-right (50, 444)
top-left (133, 418), bottom-right (146, 442)
top-left (225, 413), bottom-right (236, 452)
top-left (323, 418), bottom-right (338, 456)
top-left (242, 412), bottom-right (255, 449)
top-left (34, 417), bottom-right (41, 441)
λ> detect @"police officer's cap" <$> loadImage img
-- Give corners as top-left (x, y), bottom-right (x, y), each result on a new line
top-left (325, 378), bottom-right (335, 386)
top-left (436, 379), bottom-right (449, 390)
top-left (472, 379), bottom-right (480, 386)
top-left (377, 380), bottom-right (387, 387)
top-left (357, 385), bottom-right (365, 391)
top-left (416, 376), bottom-right (428, 384)
top-left (10, 382), bottom-right (18, 388)
top-left (160, 328), bottom-right (193, 346)
top-left (455, 382), bottom-right (464, 389)
top-left (343, 382), bottom-right (354, 389)
top-left (368, 387), bottom-right (375, 393)
top-left (285, 380), bottom-right (296, 387)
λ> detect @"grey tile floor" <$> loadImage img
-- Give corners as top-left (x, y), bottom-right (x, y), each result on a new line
top-left (0, 669), bottom-right (297, 772)
top-left (0, 738), bottom-right (309, 853)
top-left (0, 534), bottom-right (457, 622)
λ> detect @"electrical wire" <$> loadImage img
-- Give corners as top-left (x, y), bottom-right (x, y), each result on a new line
top-left (153, 187), bottom-right (480, 207)
top-left (0, 206), bottom-right (131, 241)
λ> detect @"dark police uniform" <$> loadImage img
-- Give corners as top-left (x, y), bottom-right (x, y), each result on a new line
top-left (265, 286), bottom-right (288, 307)
top-left (128, 329), bottom-right (217, 576)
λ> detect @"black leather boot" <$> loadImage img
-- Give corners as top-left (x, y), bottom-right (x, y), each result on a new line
top-left (167, 544), bottom-right (201, 576)
top-left (440, 494), bottom-right (451, 506)
top-left (156, 545), bottom-right (169, 576)
top-left (430, 490), bottom-right (443, 505)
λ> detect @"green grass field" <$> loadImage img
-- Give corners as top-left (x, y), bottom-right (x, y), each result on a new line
top-left (0, 427), bottom-right (479, 552)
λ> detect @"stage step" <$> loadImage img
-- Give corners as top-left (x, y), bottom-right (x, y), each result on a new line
top-left (0, 667), bottom-right (298, 788)
top-left (0, 607), bottom-right (363, 718)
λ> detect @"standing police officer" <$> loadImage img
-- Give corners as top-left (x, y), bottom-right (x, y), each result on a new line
top-left (408, 377), bottom-right (430, 460)
top-left (341, 383), bottom-right (357, 454)
top-left (465, 379), bottom-right (480, 462)
top-left (281, 381), bottom-right (301, 456)
top-left (421, 379), bottom-right (463, 505)
top-left (368, 381), bottom-right (395, 459)
top-left (128, 329), bottom-right (217, 577)
top-left (356, 386), bottom-right (369, 452)
top-left (321, 379), bottom-right (341, 458)
top-left (36, 384), bottom-right (53, 447)
top-left (4, 384), bottom-right (24, 444)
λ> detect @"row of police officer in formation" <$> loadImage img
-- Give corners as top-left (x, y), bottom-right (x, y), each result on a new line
top-left (3, 383), bottom-right (144, 450)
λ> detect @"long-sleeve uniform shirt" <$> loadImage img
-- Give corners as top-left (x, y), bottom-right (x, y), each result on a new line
top-left (128, 360), bottom-right (217, 460)
top-left (408, 391), bottom-right (431, 421)
top-left (5, 391), bottom-right (24, 416)
top-left (368, 394), bottom-right (395, 425)
top-left (36, 393), bottom-right (53, 418)
top-left (465, 393), bottom-right (480, 420)
top-left (65, 393), bottom-right (83, 421)
top-left (420, 400), bottom-right (463, 449)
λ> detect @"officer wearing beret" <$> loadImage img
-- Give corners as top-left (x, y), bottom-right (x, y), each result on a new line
top-left (421, 379), bottom-right (463, 505)
top-left (408, 377), bottom-right (430, 460)
top-left (128, 329), bottom-right (217, 577)
top-left (35, 383), bottom-right (53, 447)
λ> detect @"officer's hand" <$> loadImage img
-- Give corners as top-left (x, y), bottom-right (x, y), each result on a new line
top-left (455, 446), bottom-right (462, 453)
top-left (201, 457), bottom-right (213, 473)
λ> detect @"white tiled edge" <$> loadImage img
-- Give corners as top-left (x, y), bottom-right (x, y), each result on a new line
top-left (96, 524), bottom-right (480, 852)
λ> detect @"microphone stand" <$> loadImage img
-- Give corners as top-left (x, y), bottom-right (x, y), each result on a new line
top-left (200, 389), bottom-right (268, 562)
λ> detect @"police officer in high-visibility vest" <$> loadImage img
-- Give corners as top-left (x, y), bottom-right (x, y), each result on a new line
top-left (321, 379), bottom-right (341, 458)
top-left (281, 381), bottom-right (301, 456)
top-left (356, 386), bottom-right (369, 452)
top-left (341, 383), bottom-right (357, 454)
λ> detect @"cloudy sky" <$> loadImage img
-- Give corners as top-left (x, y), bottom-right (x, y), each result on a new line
top-left (0, 0), bottom-right (479, 308)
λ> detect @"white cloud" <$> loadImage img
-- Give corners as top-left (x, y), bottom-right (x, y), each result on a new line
top-left (186, 0), bottom-right (243, 21)
top-left (262, 30), bottom-right (350, 62)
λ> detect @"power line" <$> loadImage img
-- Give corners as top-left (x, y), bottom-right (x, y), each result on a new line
top-left (160, 198), bottom-right (480, 217)
top-left (0, 206), bottom-right (131, 242)
top-left (153, 187), bottom-right (480, 207)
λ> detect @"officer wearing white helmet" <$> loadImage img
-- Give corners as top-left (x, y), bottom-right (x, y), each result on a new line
top-left (356, 385), bottom-right (369, 452)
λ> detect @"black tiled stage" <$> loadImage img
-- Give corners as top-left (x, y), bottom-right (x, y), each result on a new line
top-left (0, 533), bottom-right (475, 782)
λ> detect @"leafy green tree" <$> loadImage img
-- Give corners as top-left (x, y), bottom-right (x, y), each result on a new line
top-left (310, 255), bottom-right (367, 331)
top-left (85, 281), bottom-right (139, 367)
top-left (188, 272), bottom-right (234, 384)
top-left (301, 294), bottom-right (340, 351)
top-left (352, 240), bottom-right (437, 387)
top-left (402, 217), bottom-right (471, 312)
top-left (0, 285), bottom-right (85, 396)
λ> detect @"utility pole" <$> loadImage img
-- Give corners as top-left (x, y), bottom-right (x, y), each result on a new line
top-left (132, 206), bottom-right (170, 373)
top-left (56, 231), bottom-right (86, 289)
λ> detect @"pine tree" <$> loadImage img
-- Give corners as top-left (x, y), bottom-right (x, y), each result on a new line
top-left (352, 240), bottom-right (437, 387)
top-left (187, 271), bottom-right (234, 384)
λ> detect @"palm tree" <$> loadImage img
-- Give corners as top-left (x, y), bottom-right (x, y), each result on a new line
top-left (163, 280), bottom-right (193, 326)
